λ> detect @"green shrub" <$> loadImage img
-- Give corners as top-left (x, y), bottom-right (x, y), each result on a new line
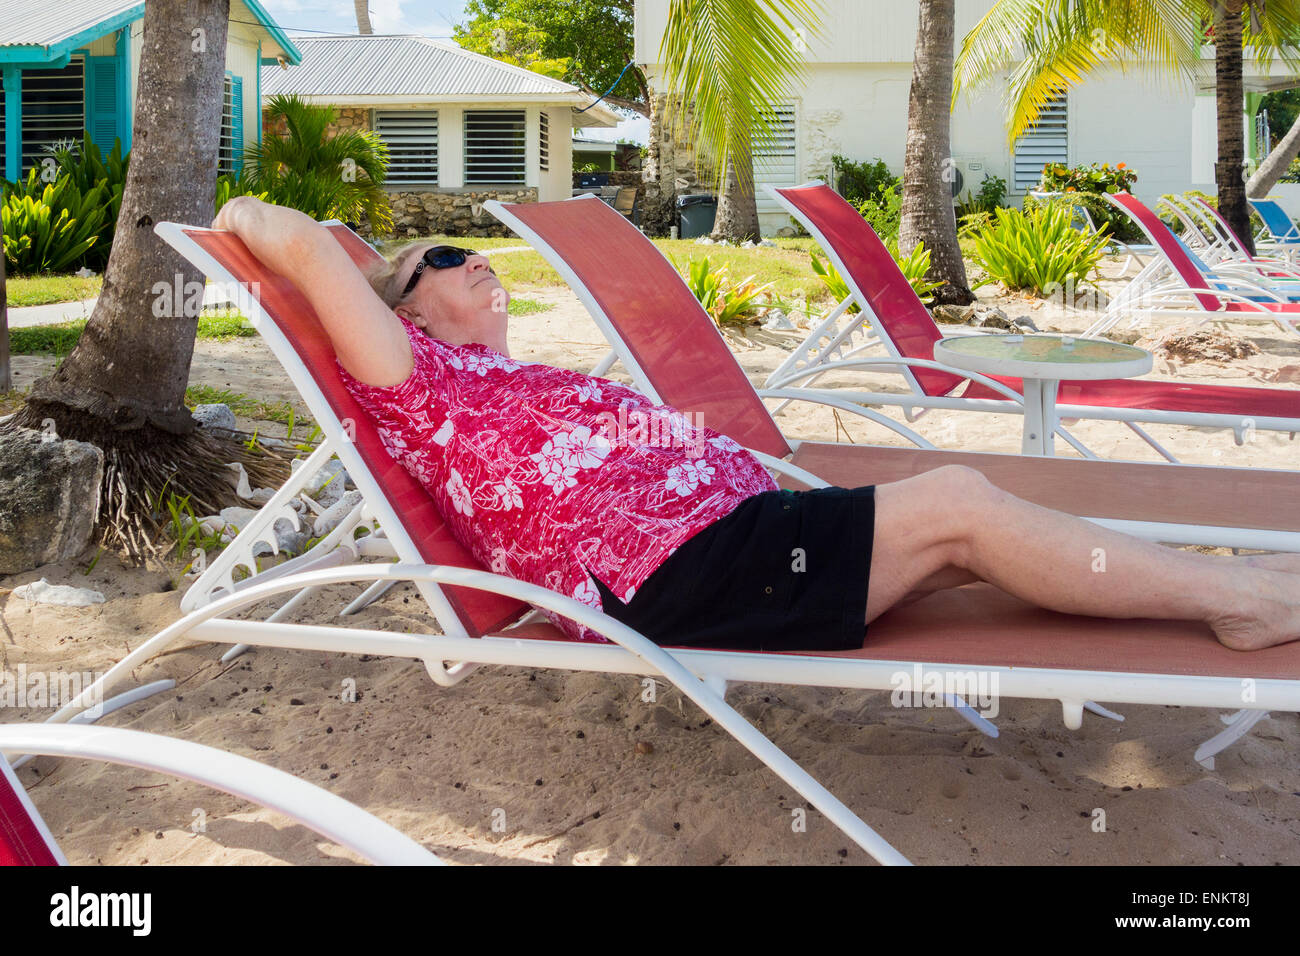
top-left (832, 155), bottom-right (898, 208)
top-left (46, 137), bottom-right (128, 270)
top-left (1034, 161), bottom-right (1142, 243)
top-left (2, 171), bottom-right (111, 275)
top-left (964, 204), bottom-right (1111, 295)
top-left (857, 182), bottom-right (903, 242)
top-left (810, 241), bottom-right (944, 307)
top-left (956, 173), bottom-right (1007, 223)
top-left (679, 255), bottom-right (774, 326)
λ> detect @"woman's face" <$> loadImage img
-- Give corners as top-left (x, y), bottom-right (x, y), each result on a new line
top-left (393, 244), bottom-right (508, 344)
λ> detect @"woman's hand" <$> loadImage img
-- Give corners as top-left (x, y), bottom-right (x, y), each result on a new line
top-left (211, 194), bottom-right (263, 233)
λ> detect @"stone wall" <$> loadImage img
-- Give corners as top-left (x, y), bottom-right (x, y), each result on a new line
top-left (386, 187), bottom-right (539, 238)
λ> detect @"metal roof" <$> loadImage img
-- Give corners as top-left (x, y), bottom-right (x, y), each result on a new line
top-left (264, 34), bottom-right (596, 100)
top-left (0, 0), bottom-right (141, 50)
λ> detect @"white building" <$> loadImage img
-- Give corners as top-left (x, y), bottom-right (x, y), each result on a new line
top-left (635, 0), bottom-right (1300, 235)
top-left (261, 35), bottom-right (620, 235)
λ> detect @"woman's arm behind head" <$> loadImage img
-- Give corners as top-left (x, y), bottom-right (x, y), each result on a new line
top-left (211, 197), bottom-right (414, 387)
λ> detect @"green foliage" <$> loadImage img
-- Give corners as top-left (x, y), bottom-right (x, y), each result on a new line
top-left (857, 183), bottom-right (904, 242)
top-left (44, 137), bottom-right (129, 270)
top-left (2, 170), bottom-right (111, 275)
top-left (454, 0), bottom-right (645, 107)
top-left (231, 95), bottom-right (393, 235)
top-left (1032, 161), bottom-right (1142, 242)
top-left (1280, 155), bottom-right (1300, 184)
top-left (679, 255), bottom-right (774, 325)
top-left (956, 173), bottom-right (1008, 221)
top-left (831, 155), bottom-right (899, 208)
top-left (964, 203), bottom-right (1112, 295)
top-left (810, 244), bottom-right (944, 308)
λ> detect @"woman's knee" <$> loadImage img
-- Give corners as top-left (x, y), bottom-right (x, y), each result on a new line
top-left (921, 464), bottom-right (1000, 503)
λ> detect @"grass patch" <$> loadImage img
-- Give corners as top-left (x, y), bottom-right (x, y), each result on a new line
top-left (6, 274), bottom-right (102, 307)
top-left (184, 384), bottom-right (306, 429)
top-left (0, 389), bottom-right (26, 417)
top-left (507, 297), bottom-right (553, 316)
top-left (8, 313), bottom-right (256, 356)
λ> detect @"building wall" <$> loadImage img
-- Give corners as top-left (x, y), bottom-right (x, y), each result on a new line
top-left (636, 0), bottom-right (1217, 235)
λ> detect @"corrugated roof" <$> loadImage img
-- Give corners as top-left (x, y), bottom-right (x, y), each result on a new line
top-left (262, 35), bottom-right (588, 99)
top-left (0, 0), bottom-right (141, 49)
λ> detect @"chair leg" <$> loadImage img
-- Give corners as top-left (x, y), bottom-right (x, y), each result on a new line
top-left (1194, 709), bottom-right (1269, 770)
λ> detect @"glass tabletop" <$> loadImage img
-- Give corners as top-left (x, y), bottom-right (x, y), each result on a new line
top-left (935, 334), bottom-right (1145, 366)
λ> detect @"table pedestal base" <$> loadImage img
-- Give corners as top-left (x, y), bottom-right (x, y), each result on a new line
top-left (1022, 378), bottom-right (1060, 456)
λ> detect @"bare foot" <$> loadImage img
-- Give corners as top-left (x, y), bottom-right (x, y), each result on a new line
top-left (1209, 569), bottom-right (1300, 650)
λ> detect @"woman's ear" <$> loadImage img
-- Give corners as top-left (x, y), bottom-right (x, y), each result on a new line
top-left (394, 303), bottom-right (427, 328)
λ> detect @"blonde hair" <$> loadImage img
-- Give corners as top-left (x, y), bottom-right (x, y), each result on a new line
top-left (365, 242), bottom-right (428, 309)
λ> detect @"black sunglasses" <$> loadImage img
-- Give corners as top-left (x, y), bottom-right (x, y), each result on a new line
top-left (400, 245), bottom-right (484, 298)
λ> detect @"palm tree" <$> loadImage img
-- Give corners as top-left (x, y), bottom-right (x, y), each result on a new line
top-left (954, 0), bottom-right (1300, 257)
top-left (238, 95), bottom-right (393, 236)
top-left (1, 250), bottom-right (9, 392)
top-left (658, 0), bottom-right (822, 242)
top-left (354, 0), bottom-right (374, 35)
top-left (900, 0), bottom-right (975, 305)
top-left (3, 0), bottom-right (284, 557)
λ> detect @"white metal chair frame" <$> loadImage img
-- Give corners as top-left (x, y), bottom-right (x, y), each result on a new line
top-left (1, 724), bottom-right (441, 865)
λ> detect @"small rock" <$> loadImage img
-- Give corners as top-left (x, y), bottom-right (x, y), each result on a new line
top-left (932, 304), bottom-right (969, 324)
top-left (191, 404), bottom-right (238, 438)
top-left (635, 740), bottom-right (654, 755)
top-left (762, 310), bottom-right (796, 332)
top-left (74, 267), bottom-right (97, 278)
top-left (12, 578), bottom-right (106, 607)
top-left (759, 238), bottom-right (778, 247)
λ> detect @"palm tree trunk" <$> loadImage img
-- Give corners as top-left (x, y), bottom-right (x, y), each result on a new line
top-left (24, 0), bottom-right (229, 433)
top-left (1214, 1), bottom-right (1254, 255)
top-left (1, 249), bottom-right (10, 393)
top-left (1246, 109), bottom-right (1300, 196)
top-left (712, 147), bottom-right (761, 243)
top-left (899, 0), bottom-right (974, 305)
top-left (354, 0), bottom-right (374, 36)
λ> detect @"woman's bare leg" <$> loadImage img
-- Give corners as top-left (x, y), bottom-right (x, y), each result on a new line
top-left (865, 465), bottom-right (1300, 650)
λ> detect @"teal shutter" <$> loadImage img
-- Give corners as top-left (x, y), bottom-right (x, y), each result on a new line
top-left (229, 74), bottom-right (243, 173)
top-left (85, 56), bottom-right (119, 154)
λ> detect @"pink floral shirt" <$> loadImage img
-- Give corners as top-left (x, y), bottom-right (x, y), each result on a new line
top-left (338, 319), bottom-right (777, 641)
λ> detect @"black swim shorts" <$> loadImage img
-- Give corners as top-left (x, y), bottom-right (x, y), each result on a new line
top-left (590, 485), bottom-right (875, 652)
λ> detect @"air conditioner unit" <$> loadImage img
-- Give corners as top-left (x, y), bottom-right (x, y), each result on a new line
top-left (947, 156), bottom-right (990, 200)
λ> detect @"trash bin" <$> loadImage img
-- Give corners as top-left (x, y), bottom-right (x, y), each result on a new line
top-left (677, 194), bottom-right (718, 238)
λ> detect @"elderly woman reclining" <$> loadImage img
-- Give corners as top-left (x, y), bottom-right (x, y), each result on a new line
top-left (212, 197), bottom-right (1300, 653)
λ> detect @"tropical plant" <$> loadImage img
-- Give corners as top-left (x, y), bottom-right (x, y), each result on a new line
top-left (857, 182), bottom-right (904, 241)
top-left (964, 203), bottom-right (1112, 295)
top-left (810, 244), bottom-right (945, 306)
top-left (43, 136), bottom-right (129, 270)
top-left (955, 173), bottom-right (1009, 221)
top-left (1034, 161), bottom-right (1141, 240)
top-left (658, 0), bottom-right (822, 242)
top-left (831, 155), bottom-right (898, 208)
top-left (237, 94), bottom-right (393, 235)
top-left (1, 171), bottom-right (111, 275)
top-left (680, 255), bottom-right (775, 325)
top-left (900, 0), bottom-right (975, 304)
top-left (954, 0), bottom-right (1300, 258)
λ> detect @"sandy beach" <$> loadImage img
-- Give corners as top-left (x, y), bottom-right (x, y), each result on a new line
top-left (3, 257), bottom-right (1299, 865)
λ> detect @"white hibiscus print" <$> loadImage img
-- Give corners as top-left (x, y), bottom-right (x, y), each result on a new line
top-left (708, 434), bottom-right (741, 453)
top-left (493, 477), bottom-right (523, 511)
top-left (431, 419), bottom-right (454, 446)
top-left (664, 459), bottom-right (716, 497)
top-left (446, 467), bottom-right (474, 516)
top-left (461, 352), bottom-right (520, 376)
top-left (571, 380), bottom-right (603, 403)
top-left (536, 458), bottom-right (579, 495)
top-left (553, 425), bottom-right (612, 469)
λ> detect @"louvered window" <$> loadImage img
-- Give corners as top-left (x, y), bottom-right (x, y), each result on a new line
top-left (464, 110), bottom-right (526, 185)
top-left (1013, 92), bottom-right (1068, 191)
top-left (754, 103), bottom-right (797, 217)
top-left (218, 74), bottom-right (243, 176)
top-left (0, 58), bottom-right (85, 177)
top-left (373, 109), bottom-right (439, 186)
top-left (539, 110), bottom-right (549, 172)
